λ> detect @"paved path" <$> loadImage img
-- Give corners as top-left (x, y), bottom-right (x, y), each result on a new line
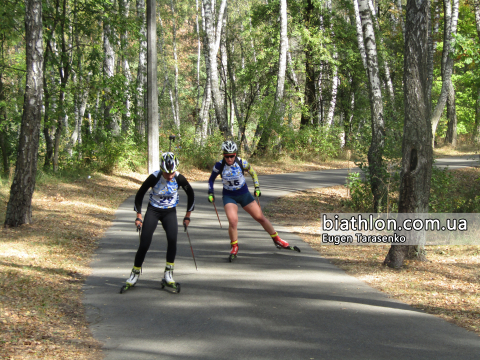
top-left (83, 159), bottom-right (480, 360)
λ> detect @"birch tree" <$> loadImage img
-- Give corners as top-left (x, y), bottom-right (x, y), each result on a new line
top-left (431, 0), bottom-right (459, 146)
top-left (147, 0), bottom-right (159, 172)
top-left (120, 0), bottom-right (133, 134)
top-left (472, 0), bottom-right (480, 143)
top-left (358, 0), bottom-right (386, 212)
top-left (4, 0), bottom-right (43, 227)
top-left (203, 0), bottom-right (229, 136)
top-left (136, 0), bottom-right (147, 138)
top-left (170, 0), bottom-right (180, 128)
top-left (255, 0), bottom-right (288, 153)
top-left (384, 0), bottom-right (432, 268)
top-left (444, 0), bottom-right (459, 146)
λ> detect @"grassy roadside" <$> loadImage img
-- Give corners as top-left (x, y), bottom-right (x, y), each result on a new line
top-left (0, 157), bottom-right (349, 360)
top-left (263, 168), bottom-right (480, 335)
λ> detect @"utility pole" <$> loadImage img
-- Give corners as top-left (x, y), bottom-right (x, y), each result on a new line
top-left (147, 0), bottom-right (159, 172)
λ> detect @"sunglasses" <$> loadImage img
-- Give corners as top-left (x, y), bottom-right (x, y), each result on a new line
top-left (224, 154), bottom-right (236, 159)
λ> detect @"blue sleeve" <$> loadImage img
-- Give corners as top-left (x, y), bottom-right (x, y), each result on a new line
top-left (208, 161), bottom-right (222, 194)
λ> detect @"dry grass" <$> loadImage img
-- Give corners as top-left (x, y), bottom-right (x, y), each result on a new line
top-left (0, 171), bottom-right (147, 359)
top-left (263, 174), bottom-right (480, 335)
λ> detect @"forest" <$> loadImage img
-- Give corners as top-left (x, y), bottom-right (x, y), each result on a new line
top-left (1, 2), bottom-right (480, 356)
top-left (1, 0), bottom-right (478, 169)
top-left (1, 0), bottom-right (480, 225)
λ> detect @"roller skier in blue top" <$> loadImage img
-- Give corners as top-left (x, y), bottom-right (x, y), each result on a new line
top-left (208, 140), bottom-right (300, 262)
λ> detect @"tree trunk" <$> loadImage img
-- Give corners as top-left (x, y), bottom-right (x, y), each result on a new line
top-left (353, 0), bottom-right (368, 71)
top-left (195, 0), bottom-right (201, 137)
top-left (444, 0), bottom-right (459, 146)
top-left (170, 0), bottom-right (180, 128)
top-left (358, 0), bottom-right (386, 212)
top-left (198, 3), bottom-right (211, 145)
top-left (444, 82), bottom-right (457, 146)
top-left (5, 0), bottom-right (43, 227)
top-left (0, 73), bottom-right (9, 175)
top-left (53, 0), bottom-right (72, 172)
top-left (147, 0), bottom-right (159, 172)
top-left (427, 0), bottom-right (440, 109)
top-left (136, 0), bottom-right (147, 139)
top-left (255, 0), bottom-right (288, 154)
top-left (300, 0), bottom-right (317, 127)
top-left (471, 1), bottom-right (480, 143)
top-left (103, 4), bottom-right (119, 137)
top-left (203, 0), bottom-right (229, 136)
top-left (384, 0), bottom-right (432, 268)
top-left (431, 0), bottom-right (458, 145)
top-left (120, 0), bottom-right (132, 134)
top-left (326, 53), bottom-right (339, 127)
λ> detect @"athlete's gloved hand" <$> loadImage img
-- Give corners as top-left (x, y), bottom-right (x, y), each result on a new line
top-left (183, 216), bottom-right (190, 231)
top-left (254, 187), bottom-right (261, 197)
top-left (135, 217), bottom-right (143, 231)
top-left (208, 193), bottom-right (215, 203)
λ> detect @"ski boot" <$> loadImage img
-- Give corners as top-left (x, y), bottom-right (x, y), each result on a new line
top-left (161, 262), bottom-right (181, 293)
top-left (120, 266), bottom-right (141, 293)
top-left (229, 240), bottom-right (239, 262)
top-left (271, 233), bottom-right (301, 253)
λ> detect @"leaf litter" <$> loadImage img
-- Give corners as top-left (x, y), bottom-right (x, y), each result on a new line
top-left (264, 170), bottom-right (480, 336)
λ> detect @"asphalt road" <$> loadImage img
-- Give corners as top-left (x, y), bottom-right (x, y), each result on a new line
top-left (83, 157), bottom-right (480, 359)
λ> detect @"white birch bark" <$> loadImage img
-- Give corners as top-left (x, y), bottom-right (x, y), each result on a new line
top-left (147, 0), bottom-right (159, 172)
top-left (472, 1), bottom-right (480, 143)
top-left (170, 0), bottom-right (180, 127)
top-left (353, 0), bottom-right (367, 71)
top-left (431, 0), bottom-right (458, 144)
top-left (195, 0), bottom-right (201, 127)
top-left (203, 0), bottom-right (229, 136)
top-left (325, 53), bottom-right (338, 127)
top-left (120, 0), bottom-right (132, 134)
top-left (103, 16), bottom-right (119, 136)
top-left (358, 0), bottom-right (386, 212)
top-left (136, 0), bottom-right (147, 138)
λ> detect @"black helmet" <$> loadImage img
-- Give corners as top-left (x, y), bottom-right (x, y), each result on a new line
top-left (160, 152), bottom-right (179, 173)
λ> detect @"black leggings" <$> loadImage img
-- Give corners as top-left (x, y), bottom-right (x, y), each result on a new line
top-left (134, 204), bottom-right (178, 267)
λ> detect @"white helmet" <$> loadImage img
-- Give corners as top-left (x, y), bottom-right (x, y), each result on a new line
top-left (160, 152), bottom-right (179, 173)
top-left (222, 140), bottom-right (237, 154)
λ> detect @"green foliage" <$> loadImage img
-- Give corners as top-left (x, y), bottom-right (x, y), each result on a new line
top-left (429, 167), bottom-right (480, 213)
top-left (343, 171), bottom-right (373, 212)
top-left (267, 126), bottom-right (343, 161)
top-left (74, 130), bottom-right (146, 174)
top-left (429, 167), bottom-right (456, 213)
top-left (173, 127), bottom-right (225, 170)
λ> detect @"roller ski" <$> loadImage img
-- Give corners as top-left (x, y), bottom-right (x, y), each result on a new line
top-left (228, 240), bottom-right (239, 262)
top-left (272, 234), bottom-right (301, 253)
top-left (161, 263), bottom-right (181, 293)
top-left (120, 266), bottom-right (141, 293)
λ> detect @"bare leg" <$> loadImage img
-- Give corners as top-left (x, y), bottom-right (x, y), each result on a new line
top-left (242, 200), bottom-right (275, 235)
top-left (224, 203), bottom-right (239, 241)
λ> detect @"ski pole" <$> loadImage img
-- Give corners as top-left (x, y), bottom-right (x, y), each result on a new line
top-left (184, 224), bottom-right (198, 270)
top-left (137, 225), bottom-right (142, 243)
top-left (212, 201), bottom-right (222, 228)
top-left (255, 194), bottom-right (261, 208)
top-left (169, 135), bottom-right (176, 152)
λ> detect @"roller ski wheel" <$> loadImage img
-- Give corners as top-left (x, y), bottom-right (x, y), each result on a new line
top-left (161, 278), bottom-right (181, 293)
top-left (229, 254), bottom-right (237, 262)
top-left (288, 245), bottom-right (301, 252)
top-left (275, 244), bottom-right (301, 252)
top-left (120, 283), bottom-right (134, 294)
